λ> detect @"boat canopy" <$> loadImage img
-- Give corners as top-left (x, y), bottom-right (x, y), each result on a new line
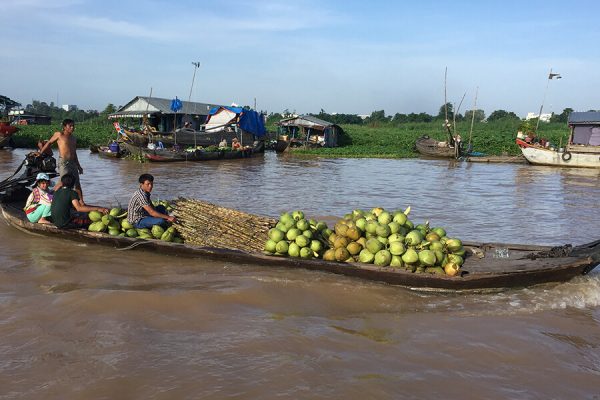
top-left (206, 107), bottom-right (266, 137)
top-left (569, 112), bottom-right (600, 146)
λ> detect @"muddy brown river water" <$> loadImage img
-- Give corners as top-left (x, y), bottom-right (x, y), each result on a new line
top-left (1, 149), bottom-right (600, 399)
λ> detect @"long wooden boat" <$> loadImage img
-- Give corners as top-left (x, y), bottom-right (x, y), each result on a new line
top-left (415, 136), bottom-right (459, 158)
top-left (141, 147), bottom-right (254, 162)
top-left (117, 125), bottom-right (260, 150)
top-left (1, 199), bottom-right (599, 291)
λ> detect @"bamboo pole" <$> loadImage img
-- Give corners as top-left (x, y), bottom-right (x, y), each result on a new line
top-left (468, 86), bottom-right (479, 149)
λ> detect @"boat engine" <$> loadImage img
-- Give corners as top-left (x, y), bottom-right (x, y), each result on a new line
top-left (0, 153), bottom-right (58, 202)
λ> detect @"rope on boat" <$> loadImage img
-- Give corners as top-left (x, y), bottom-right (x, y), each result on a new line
top-left (526, 244), bottom-right (573, 259)
top-left (172, 198), bottom-right (276, 252)
top-left (115, 240), bottom-right (156, 251)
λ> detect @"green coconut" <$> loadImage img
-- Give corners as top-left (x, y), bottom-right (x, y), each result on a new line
top-left (392, 212), bottom-right (407, 225)
top-left (377, 211), bottom-right (392, 225)
top-left (291, 210), bottom-right (305, 221)
top-left (310, 240), bottom-right (323, 254)
top-left (401, 248), bottom-right (419, 264)
top-left (288, 242), bottom-right (301, 257)
top-left (299, 247), bottom-right (313, 259)
top-left (286, 228), bottom-right (301, 241)
top-left (374, 250), bottom-right (392, 267)
top-left (264, 240), bottom-right (278, 253)
top-left (269, 228), bottom-right (285, 242)
top-left (126, 228), bottom-right (138, 237)
top-left (121, 219), bottom-right (134, 231)
top-left (366, 238), bottom-right (384, 254)
top-left (295, 235), bottom-right (309, 248)
top-left (375, 224), bottom-right (391, 238)
top-left (151, 225), bottom-right (165, 239)
top-left (296, 219), bottom-right (310, 231)
top-left (446, 238), bottom-right (463, 253)
top-left (88, 221), bottom-right (106, 232)
top-left (418, 250), bottom-right (436, 267)
top-left (390, 255), bottom-right (403, 268)
top-left (275, 240), bottom-right (289, 255)
top-left (358, 249), bottom-right (375, 263)
top-left (88, 210), bottom-right (102, 222)
top-left (389, 241), bottom-right (406, 256)
top-left (405, 230), bottom-right (423, 246)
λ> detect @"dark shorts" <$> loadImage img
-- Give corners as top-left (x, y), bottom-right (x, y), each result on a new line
top-left (64, 212), bottom-right (91, 229)
top-left (58, 159), bottom-right (80, 187)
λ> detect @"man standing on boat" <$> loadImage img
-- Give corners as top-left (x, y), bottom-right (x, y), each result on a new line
top-left (127, 174), bottom-right (175, 229)
top-left (38, 119), bottom-right (85, 204)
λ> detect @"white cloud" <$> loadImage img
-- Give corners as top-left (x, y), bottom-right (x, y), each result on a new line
top-left (66, 15), bottom-right (176, 41)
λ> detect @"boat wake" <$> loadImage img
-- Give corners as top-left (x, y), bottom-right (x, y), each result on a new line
top-left (448, 270), bottom-right (600, 316)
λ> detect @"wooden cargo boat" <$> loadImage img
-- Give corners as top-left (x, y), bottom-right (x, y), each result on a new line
top-left (1, 199), bottom-right (599, 292)
top-left (141, 147), bottom-right (254, 162)
top-left (415, 135), bottom-right (458, 158)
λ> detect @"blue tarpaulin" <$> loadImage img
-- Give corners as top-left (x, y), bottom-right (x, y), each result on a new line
top-left (208, 106), bottom-right (266, 137)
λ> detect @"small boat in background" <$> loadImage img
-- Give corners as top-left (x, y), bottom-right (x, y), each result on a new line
top-left (0, 122), bottom-right (18, 148)
top-left (90, 141), bottom-right (127, 158)
top-left (516, 111), bottom-right (600, 168)
top-left (415, 135), bottom-right (459, 158)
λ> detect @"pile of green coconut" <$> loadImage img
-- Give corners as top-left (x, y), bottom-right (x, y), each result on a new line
top-left (86, 200), bottom-right (183, 243)
top-left (264, 207), bottom-right (465, 276)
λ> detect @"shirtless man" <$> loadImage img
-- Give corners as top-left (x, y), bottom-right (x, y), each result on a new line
top-left (38, 119), bottom-right (85, 203)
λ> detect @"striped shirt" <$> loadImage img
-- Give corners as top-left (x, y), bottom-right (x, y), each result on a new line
top-left (127, 188), bottom-right (151, 224)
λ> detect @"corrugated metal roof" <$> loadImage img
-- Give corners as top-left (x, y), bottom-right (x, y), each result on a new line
top-left (568, 111), bottom-right (600, 124)
top-left (109, 96), bottom-right (224, 118)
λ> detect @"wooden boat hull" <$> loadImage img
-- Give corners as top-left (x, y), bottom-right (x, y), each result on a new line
top-left (0, 135), bottom-right (13, 149)
top-left (123, 129), bottom-right (260, 149)
top-left (143, 147), bottom-right (254, 162)
top-left (2, 200), bottom-right (598, 292)
top-left (415, 136), bottom-right (457, 158)
top-left (517, 139), bottom-right (600, 168)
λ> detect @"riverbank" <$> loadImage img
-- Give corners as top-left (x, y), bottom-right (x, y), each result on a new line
top-left (8, 119), bottom-right (570, 158)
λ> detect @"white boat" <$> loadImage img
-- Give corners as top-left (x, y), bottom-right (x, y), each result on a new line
top-left (516, 112), bottom-right (600, 168)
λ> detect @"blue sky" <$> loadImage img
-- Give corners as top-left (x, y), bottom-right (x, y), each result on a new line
top-left (2, 0), bottom-right (599, 117)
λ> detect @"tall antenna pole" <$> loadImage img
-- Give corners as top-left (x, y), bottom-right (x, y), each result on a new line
top-left (535, 68), bottom-right (561, 132)
top-left (188, 61), bottom-right (201, 103)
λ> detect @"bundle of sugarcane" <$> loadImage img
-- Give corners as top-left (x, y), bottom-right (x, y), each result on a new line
top-left (173, 198), bottom-right (277, 252)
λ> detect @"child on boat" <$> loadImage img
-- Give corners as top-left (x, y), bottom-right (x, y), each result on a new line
top-left (232, 137), bottom-right (241, 150)
top-left (24, 173), bottom-right (54, 224)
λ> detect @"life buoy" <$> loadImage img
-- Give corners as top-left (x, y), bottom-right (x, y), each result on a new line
top-left (562, 151), bottom-right (572, 162)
